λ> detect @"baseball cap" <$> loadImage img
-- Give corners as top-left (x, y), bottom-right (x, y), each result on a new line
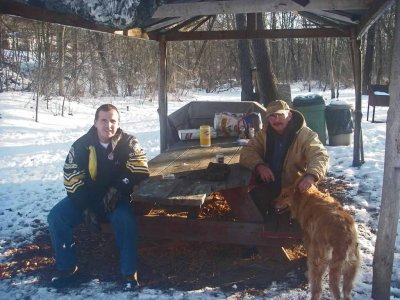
top-left (266, 100), bottom-right (290, 117)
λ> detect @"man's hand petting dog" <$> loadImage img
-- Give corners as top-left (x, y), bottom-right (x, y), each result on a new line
top-left (297, 174), bottom-right (316, 192)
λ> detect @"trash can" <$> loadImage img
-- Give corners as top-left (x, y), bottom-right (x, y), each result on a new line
top-left (325, 102), bottom-right (354, 146)
top-left (293, 94), bottom-right (327, 145)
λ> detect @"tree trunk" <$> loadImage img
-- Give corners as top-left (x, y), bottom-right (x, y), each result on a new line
top-left (362, 24), bottom-right (375, 94)
top-left (251, 13), bottom-right (278, 106)
top-left (35, 23), bottom-right (44, 123)
top-left (57, 26), bottom-right (65, 99)
top-left (72, 29), bottom-right (78, 99)
top-left (43, 23), bottom-right (52, 108)
top-left (93, 32), bottom-right (118, 95)
top-left (307, 39), bottom-right (313, 92)
top-left (270, 13), bottom-right (279, 79)
top-left (289, 40), bottom-right (299, 81)
top-left (330, 39), bottom-right (336, 99)
top-left (372, 1), bottom-right (400, 298)
top-left (376, 21), bottom-right (383, 84)
top-left (235, 14), bottom-right (254, 101)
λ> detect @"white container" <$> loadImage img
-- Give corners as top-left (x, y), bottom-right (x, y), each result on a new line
top-left (178, 128), bottom-right (217, 140)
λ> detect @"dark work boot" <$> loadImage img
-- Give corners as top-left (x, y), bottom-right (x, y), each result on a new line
top-left (241, 246), bottom-right (259, 259)
top-left (51, 265), bottom-right (79, 288)
top-left (122, 272), bottom-right (139, 291)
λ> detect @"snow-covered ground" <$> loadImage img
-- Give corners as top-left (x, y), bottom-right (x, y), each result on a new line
top-left (0, 85), bottom-right (399, 299)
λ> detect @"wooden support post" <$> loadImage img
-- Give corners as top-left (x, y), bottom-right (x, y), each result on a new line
top-left (350, 28), bottom-right (364, 167)
top-left (372, 2), bottom-right (400, 297)
top-left (158, 36), bottom-right (168, 152)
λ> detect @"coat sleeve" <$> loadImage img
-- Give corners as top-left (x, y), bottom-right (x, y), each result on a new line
top-left (301, 128), bottom-right (329, 181)
top-left (112, 136), bottom-right (150, 196)
top-left (63, 143), bottom-right (91, 210)
top-left (239, 129), bottom-right (266, 171)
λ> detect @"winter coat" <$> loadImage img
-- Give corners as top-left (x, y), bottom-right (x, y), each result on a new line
top-left (63, 126), bottom-right (150, 210)
top-left (239, 110), bottom-right (328, 188)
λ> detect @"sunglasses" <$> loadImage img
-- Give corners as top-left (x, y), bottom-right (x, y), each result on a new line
top-left (269, 111), bottom-right (289, 119)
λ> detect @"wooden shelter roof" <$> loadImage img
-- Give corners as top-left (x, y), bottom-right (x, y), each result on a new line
top-left (0, 0), bottom-right (395, 166)
top-left (0, 0), bottom-right (394, 40)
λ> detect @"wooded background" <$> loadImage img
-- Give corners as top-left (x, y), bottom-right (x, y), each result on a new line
top-left (0, 10), bottom-right (395, 107)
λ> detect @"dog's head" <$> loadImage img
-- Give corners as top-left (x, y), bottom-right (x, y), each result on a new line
top-left (274, 187), bottom-right (296, 212)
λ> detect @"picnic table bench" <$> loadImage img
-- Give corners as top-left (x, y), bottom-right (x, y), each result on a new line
top-left (133, 137), bottom-right (302, 248)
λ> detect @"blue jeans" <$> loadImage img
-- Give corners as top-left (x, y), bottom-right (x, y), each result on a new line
top-left (47, 196), bottom-right (137, 276)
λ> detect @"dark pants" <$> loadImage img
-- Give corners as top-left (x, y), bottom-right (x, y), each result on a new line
top-left (249, 181), bottom-right (281, 218)
top-left (47, 196), bottom-right (137, 276)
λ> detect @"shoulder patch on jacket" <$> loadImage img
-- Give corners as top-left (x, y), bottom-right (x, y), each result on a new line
top-left (65, 147), bottom-right (78, 169)
top-left (67, 146), bottom-right (75, 163)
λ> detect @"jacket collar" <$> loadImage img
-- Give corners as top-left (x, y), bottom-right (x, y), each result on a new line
top-left (87, 126), bottom-right (123, 151)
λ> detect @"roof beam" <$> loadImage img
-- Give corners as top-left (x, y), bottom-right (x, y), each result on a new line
top-left (144, 17), bottom-right (188, 32)
top-left (163, 28), bottom-right (351, 41)
top-left (189, 16), bottom-right (212, 32)
top-left (299, 11), bottom-right (349, 30)
top-left (357, 0), bottom-right (395, 38)
top-left (154, 0), bottom-right (370, 18)
top-left (166, 16), bottom-right (208, 32)
top-left (308, 10), bottom-right (359, 24)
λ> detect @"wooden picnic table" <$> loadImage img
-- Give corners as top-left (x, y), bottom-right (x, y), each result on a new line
top-left (133, 137), bottom-right (302, 248)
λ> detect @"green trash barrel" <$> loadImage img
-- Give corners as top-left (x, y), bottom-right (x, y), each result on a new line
top-left (293, 94), bottom-right (327, 145)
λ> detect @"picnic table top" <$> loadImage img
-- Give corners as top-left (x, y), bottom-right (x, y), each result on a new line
top-left (134, 137), bottom-right (252, 206)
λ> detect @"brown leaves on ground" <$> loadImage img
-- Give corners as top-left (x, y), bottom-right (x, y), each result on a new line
top-left (199, 192), bottom-right (233, 220)
top-left (0, 175), bottom-right (351, 292)
top-left (0, 243), bottom-right (54, 280)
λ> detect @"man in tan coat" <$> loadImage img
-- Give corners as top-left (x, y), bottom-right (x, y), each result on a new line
top-left (240, 100), bottom-right (328, 217)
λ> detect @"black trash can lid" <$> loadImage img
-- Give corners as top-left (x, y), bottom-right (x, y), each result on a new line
top-left (326, 100), bottom-right (353, 110)
top-left (293, 94), bottom-right (325, 107)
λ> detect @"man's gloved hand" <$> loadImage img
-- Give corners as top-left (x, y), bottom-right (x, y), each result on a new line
top-left (103, 187), bottom-right (120, 213)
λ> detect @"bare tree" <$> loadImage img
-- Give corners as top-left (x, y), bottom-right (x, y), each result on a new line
top-left (251, 13), bottom-right (278, 105)
top-left (375, 21), bottom-right (384, 84)
top-left (0, 12), bottom-right (396, 105)
top-left (57, 26), bottom-right (65, 97)
top-left (235, 14), bottom-right (254, 101)
top-left (92, 32), bottom-right (118, 95)
top-left (362, 24), bottom-right (376, 94)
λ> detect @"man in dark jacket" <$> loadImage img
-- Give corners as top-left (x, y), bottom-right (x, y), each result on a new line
top-left (48, 104), bottom-right (150, 290)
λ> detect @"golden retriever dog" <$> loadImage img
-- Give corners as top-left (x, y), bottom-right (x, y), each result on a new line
top-left (275, 184), bottom-right (360, 300)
